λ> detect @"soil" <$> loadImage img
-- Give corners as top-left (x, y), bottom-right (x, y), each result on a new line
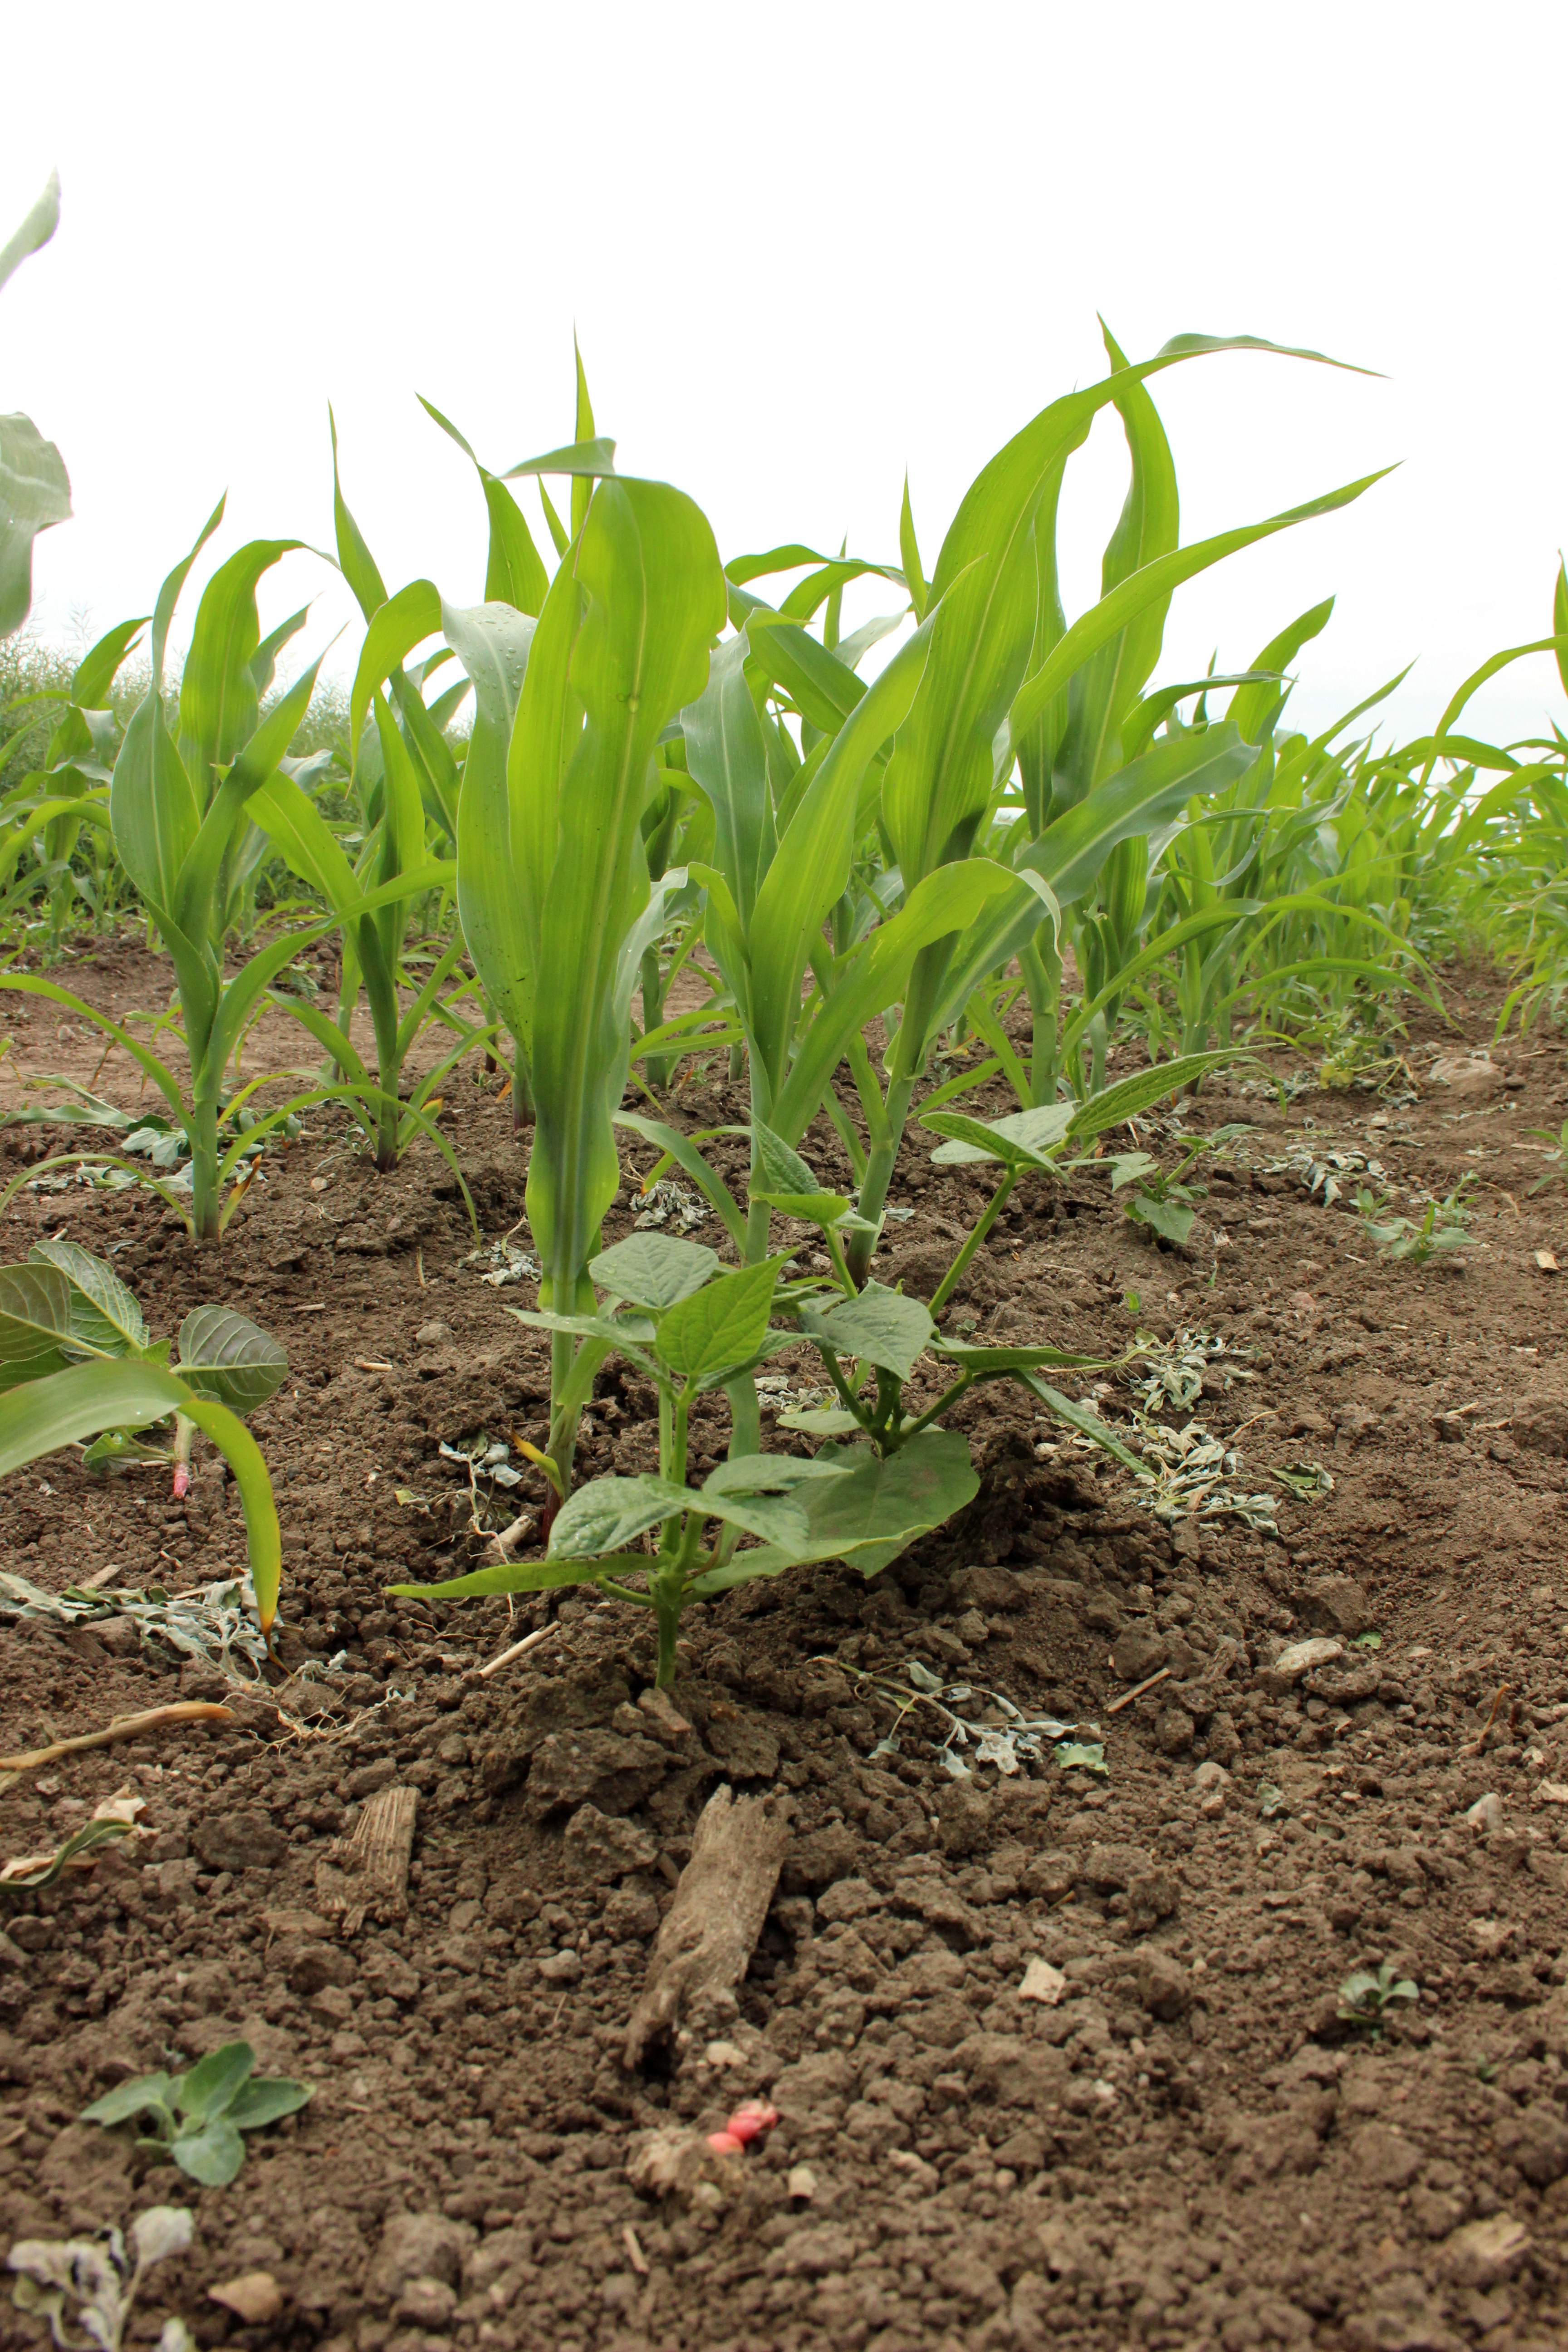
top-left (4, 943), bottom-right (1568, 2352)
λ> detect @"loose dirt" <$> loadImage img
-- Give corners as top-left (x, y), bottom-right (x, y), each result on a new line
top-left (3, 946), bottom-right (1568, 2352)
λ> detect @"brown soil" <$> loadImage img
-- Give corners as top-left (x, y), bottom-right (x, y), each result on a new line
top-left (4, 946), bottom-right (1568, 2352)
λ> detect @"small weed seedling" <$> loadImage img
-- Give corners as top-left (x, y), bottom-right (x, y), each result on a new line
top-left (1525, 1119), bottom-right (1568, 1195)
top-left (81, 2041), bottom-right (311, 2186)
top-left (1104, 1125), bottom-right (1250, 1249)
top-left (1353, 1174), bottom-right (1477, 1264)
top-left (1338, 1961), bottom-right (1419, 2035)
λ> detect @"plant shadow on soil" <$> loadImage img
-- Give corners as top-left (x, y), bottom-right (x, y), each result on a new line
top-left (3, 949), bottom-right (1568, 2351)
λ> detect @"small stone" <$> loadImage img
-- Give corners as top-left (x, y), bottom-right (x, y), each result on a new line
top-left (636, 1687), bottom-right (695, 1744)
top-left (368, 2210), bottom-right (474, 2300)
top-left (310, 1984), bottom-right (355, 2024)
top-left (954, 1607), bottom-right (990, 1646)
top-left (1135, 1949), bottom-right (1193, 2020)
top-left (603, 1887), bottom-right (661, 1941)
top-left (787, 2164), bottom-right (818, 2201)
top-left (1193, 1760), bottom-right (1230, 1792)
top-left (537, 1949), bottom-right (584, 1984)
top-left (414, 1319), bottom-right (455, 1347)
top-left (1018, 1957), bottom-right (1067, 2006)
top-left (1112, 1626), bottom-right (1168, 1683)
top-left (191, 1810), bottom-right (287, 1871)
top-left (562, 1802), bottom-right (659, 1881)
top-left (208, 2274), bottom-right (284, 2326)
top-left (1264, 1637), bottom-right (1344, 1690)
top-left (1465, 1792), bottom-right (1504, 1834)
top-left (1440, 2213), bottom-right (1531, 2291)
top-left (1351, 2122), bottom-right (1423, 2189)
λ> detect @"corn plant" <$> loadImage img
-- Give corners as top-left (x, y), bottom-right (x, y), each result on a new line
top-left (0, 506), bottom-right (414, 1240)
top-left (449, 414), bottom-right (730, 1504)
top-left (0, 616), bottom-right (146, 947)
top-left (0, 1240), bottom-right (287, 1631)
top-left (247, 448), bottom-right (489, 1180)
top-left (0, 173), bottom-right (70, 641)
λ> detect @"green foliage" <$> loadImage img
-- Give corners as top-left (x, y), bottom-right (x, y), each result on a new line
top-left (1353, 1175), bottom-right (1477, 1264)
top-left (0, 1242), bottom-right (286, 1631)
top-left (1337, 1962), bottom-right (1420, 2033)
top-left (81, 2040), bottom-right (310, 2186)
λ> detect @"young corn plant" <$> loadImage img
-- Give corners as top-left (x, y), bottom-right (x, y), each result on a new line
top-left (0, 506), bottom-right (365, 1242)
top-left (0, 617), bottom-right (145, 949)
top-left (249, 453), bottom-right (490, 1181)
top-left (0, 1240), bottom-right (287, 1633)
top-left (0, 173), bottom-right (70, 641)
top-left (452, 420), bottom-right (730, 1505)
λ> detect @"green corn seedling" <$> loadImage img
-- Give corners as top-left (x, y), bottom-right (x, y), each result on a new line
top-left (0, 173), bottom-right (70, 641)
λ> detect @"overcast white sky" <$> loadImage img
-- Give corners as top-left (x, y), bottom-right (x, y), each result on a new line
top-left (5, 1), bottom-right (1566, 748)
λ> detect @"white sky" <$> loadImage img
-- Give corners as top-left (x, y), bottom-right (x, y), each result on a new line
top-left (5, 0), bottom-right (1566, 751)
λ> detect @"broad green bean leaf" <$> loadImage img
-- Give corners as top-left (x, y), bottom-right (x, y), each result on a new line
top-left (799, 1281), bottom-right (935, 1379)
top-left (654, 1256), bottom-right (784, 1383)
top-left (690, 1428), bottom-right (978, 1591)
top-left (589, 1232), bottom-right (717, 1309)
top-left (931, 1340), bottom-right (1113, 1373)
top-left (1065, 1051), bottom-right (1245, 1142)
top-left (0, 1262), bottom-right (73, 1382)
top-left (28, 1240), bottom-right (147, 1355)
top-left (1128, 1195), bottom-right (1197, 1245)
top-left (750, 1120), bottom-right (819, 1199)
top-left (922, 1102), bottom-right (1075, 1168)
top-left (702, 1454), bottom-right (851, 1496)
top-left (777, 1405), bottom-right (862, 1435)
top-left (751, 1190), bottom-right (854, 1229)
top-left (81, 2073), bottom-right (176, 2128)
top-left (175, 1308), bottom-right (288, 1414)
top-left (0, 412), bottom-right (72, 640)
top-left (1017, 1373), bottom-right (1143, 1472)
top-left (169, 2118), bottom-right (247, 2187)
top-left (388, 1557), bottom-right (634, 1601)
top-left (224, 2078), bottom-right (312, 2130)
top-left (549, 1473), bottom-right (694, 1557)
top-left (175, 2042), bottom-right (255, 2119)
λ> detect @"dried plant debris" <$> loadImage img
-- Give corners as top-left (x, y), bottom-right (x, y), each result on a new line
top-left (1128, 1418), bottom-right (1279, 1530)
top-left (1267, 1141), bottom-right (1387, 1206)
top-left (461, 1239), bottom-right (540, 1287)
top-left (9, 2204), bottom-right (195, 2352)
top-left (0, 1569), bottom-right (273, 1685)
top-left (836, 1656), bottom-right (1106, 1779)
top-left (632, 1179), bottom-right (709, 1232)
top-left (1128, 1326), bottom-right (1257, 1414)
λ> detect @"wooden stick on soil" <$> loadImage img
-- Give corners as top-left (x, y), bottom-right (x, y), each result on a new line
top-left (478, 1624), bottom-right (557, 1679)
top-left (0, 1701), bottom-right (233, 1779)
top-left (1107, 1666), bottom-right (1171, 1717)
top-left (315, 1784), bottom-right (419, 1935)
top-left (624, 1784), bottom-right (792, 2071)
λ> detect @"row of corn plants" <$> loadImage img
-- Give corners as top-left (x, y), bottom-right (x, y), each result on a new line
top-left (7, 170), bottom-right (1568, 1654)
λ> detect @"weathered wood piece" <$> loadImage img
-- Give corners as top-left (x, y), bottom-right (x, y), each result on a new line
top-left (315, 1784), bottom-right (418, 1933)
top-left (624, 1784), bottom-right (790, 2069)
